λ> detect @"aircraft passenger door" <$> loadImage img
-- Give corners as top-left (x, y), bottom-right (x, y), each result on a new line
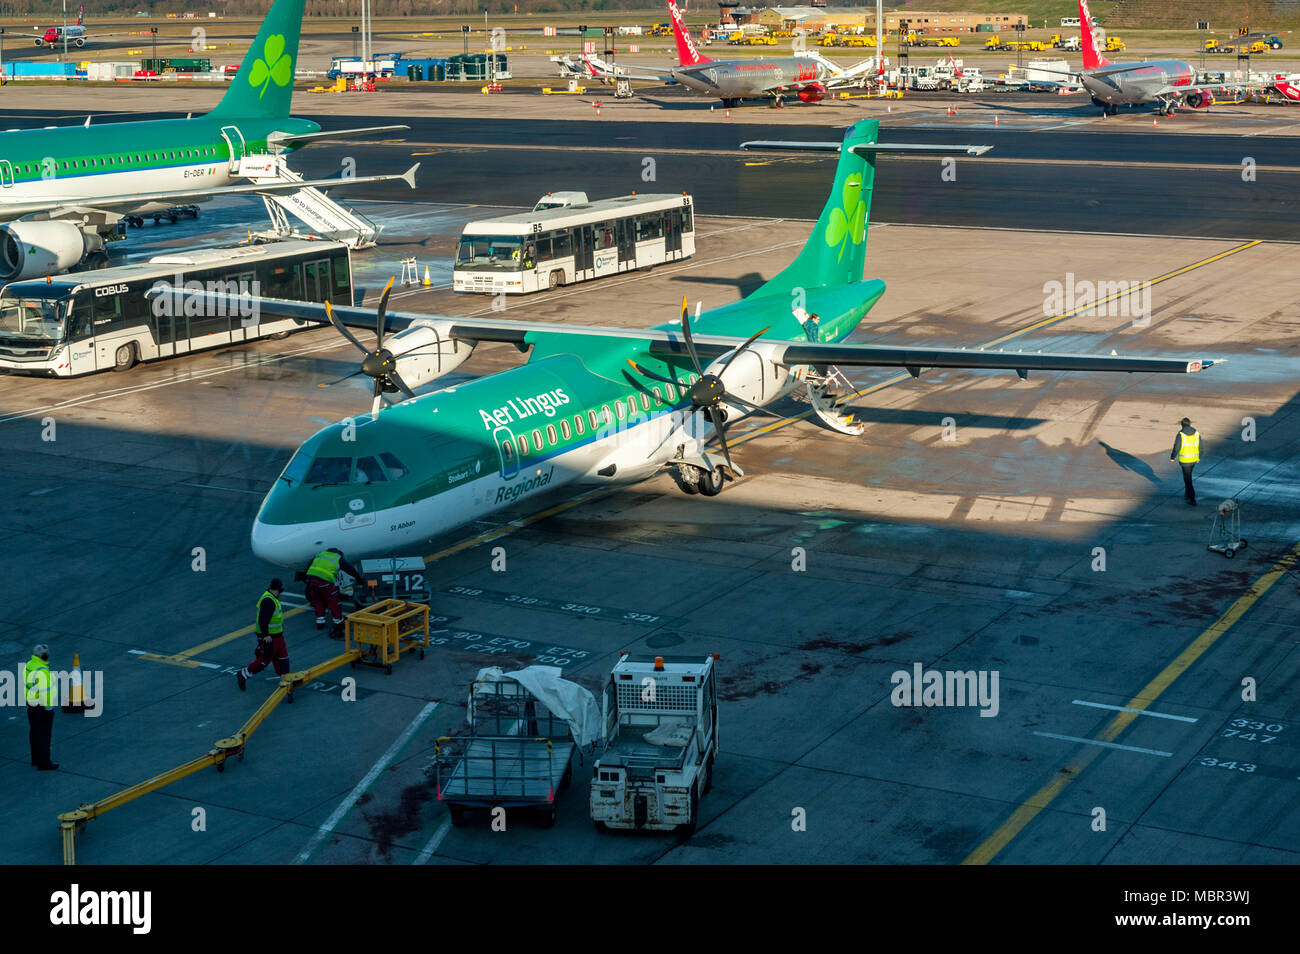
top-left (219, 125), bottom-right (246, 173)
top-left (493, 425), bottom-right (519, 480)
top-left (0, 161), bottom-right (13, 189)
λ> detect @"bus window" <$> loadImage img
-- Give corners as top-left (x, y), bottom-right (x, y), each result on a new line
top-left (305, 456), bottom-right (352, 486)
top-left (380, 452), bottom-right (407, 478)
top-left (93, 292), bottom-right (126, 334)
top-left (681, 204), bottom-right (693, 233)
top-left (331, 253), bottom-right (351, 302)
top-left (353, 456), bottom-right (387, 483)
top-left (600, 225), bottom-right (615, 248)
top-left (263, 263), bottom-right (303, 302)
top-left (304, 259), bottom-right (332, 302)
top-left (636, 214), bottom-right (663, 241)
top-left (534, 235), bottom-right (552, 261)
top-left (456, 234), bottom-right (523, 270)
top-left (552, 230), bottom-right (572, 259)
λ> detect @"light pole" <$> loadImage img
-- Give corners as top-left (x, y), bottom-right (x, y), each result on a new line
top-left (61, 0), bottom-right (67, 65)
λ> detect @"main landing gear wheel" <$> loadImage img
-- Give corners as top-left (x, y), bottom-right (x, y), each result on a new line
top-left (697, 466), bottom-right (725, 497)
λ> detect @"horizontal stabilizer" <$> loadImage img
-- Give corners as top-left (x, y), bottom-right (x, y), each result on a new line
top-left (267, 125), bottom-right (410, 148)
top-left (741, 140), bottom-right (993, 157)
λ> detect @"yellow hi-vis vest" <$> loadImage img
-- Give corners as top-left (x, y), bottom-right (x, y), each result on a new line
top-left (1178, 430), bottom-right (1201, 464)
top-left (257, 590), bottom-right (284, 635)
top-left (25, 655), bottom-right (54, 709)
top-left (307, 549), bottom-right (341, 582)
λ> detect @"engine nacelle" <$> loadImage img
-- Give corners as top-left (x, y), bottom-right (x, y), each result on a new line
top-left (0, 221), bottom-right (93, 280)
top-left (1185, 90), bottom-right (1214, 109)
top-left (797, 83), bottom-right (827, 103)
top-left (387, 319), bottom-right (476, 390)
top-left (712, 340), bottom-right (795, 410)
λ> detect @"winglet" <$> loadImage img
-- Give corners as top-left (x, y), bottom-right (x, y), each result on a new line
top-left (1186, 359), bottom-right (1224, 373)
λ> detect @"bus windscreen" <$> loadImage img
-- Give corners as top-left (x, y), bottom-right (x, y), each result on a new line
top-left (456, 234), bottom-right (525, 270)
top-left (0, 295), bottom-right (66, 343)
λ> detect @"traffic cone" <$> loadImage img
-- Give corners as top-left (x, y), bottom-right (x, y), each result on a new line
top-left (726, 108), bottom-right (731, 118)
top-left (886, 104), bottom-right (892, 112)
top-left (994, 114), bottom-right (999, 125)
top-left (1152, 116), bottom-right (1158, 127)
top-left (423, 267), bottom-right (432, 286)
top-left (62, 653), bottom-right (84, 713)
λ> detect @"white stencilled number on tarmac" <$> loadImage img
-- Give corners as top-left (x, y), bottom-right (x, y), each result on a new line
top-left (1222, 718), bottom-right (1289, 745)
top-left (428, 627), bottom-right (591, 667)
top-left (441, 585), bottom-right (677, 626)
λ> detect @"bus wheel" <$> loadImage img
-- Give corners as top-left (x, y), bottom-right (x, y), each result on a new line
top-left (548, 270), bottom-right (564, 290)
top-left (269, 330), bottom-right (292, 340)
top-left (113, 343), bottom-right (137, 372)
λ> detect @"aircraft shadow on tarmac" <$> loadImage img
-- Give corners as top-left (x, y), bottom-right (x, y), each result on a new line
top-left (1095, 439), bottom-right (1162, 485)
top-left (670, 272), bottom-right (768, 297)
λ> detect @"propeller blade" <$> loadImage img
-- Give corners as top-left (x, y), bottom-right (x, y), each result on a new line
top-left (375, 276), bottom-right (395, 349)
top-left (324, 299), bottom-right (370, 355)
top-left (704, 407), bottom-right (736, 474)
top-left (626, 359), bottom-right (679, 386)
top-left (387, 369), bottom-right (418, 401)
top-left (719, 326), bottom-right (771, 372)
top-left (680, 298), bottom-right (704, 377)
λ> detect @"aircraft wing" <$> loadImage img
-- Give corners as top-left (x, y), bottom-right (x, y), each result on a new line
top-left (0, 164), bottom-right (418, 220)
top-left (169, 295), bottom-right (1219, 379)
top-left (266, 125), bottom-right (410, 148)
top-left (583, 54), bottom-right (675, 83)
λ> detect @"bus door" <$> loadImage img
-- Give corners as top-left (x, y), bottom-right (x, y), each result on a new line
top-left (493, 425), bottom-right (520, 480)
top-left (86, 292), bottom-right (128, 370)
top-left (617, 218), bottom-right (636, 268)
top-left (572, 225), bottom-right (595, 276)
top-left (304, 258), bottom-right (333, 302)
top-left (0, 161), bottom-right (13, 189)
top-left (219, 126), bottom-right (246, 173)
top-left (234, 269), bottom-right (256, 337)
top-left (665, 210), bottom-right (683, 255)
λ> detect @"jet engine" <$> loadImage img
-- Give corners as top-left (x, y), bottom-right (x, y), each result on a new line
top-left (796, 83), bottom-right (827, 103)
top-left (0, 221), bottom-right (95, 280)
top-left (386, 319), bottom-right (477, 390)
top-left (1184, 90), bottom-right (1214, 109)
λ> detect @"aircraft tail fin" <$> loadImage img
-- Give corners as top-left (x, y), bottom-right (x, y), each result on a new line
top-left (1079, 0), bottom-right (1110, 69)
top-left (77, 4), bottom-right (83, 27)
top-left (668, 0), bottom-right (710, 66)
top-left (208, 0), bottom-right (305, 120)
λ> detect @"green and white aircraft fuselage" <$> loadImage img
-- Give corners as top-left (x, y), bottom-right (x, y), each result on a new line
top-left (246, 121), bottom-right (1218, 569)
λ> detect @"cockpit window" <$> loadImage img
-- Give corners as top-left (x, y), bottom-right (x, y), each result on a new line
top-left (380, 452), bottom-right (408, 479)
top-left (305, 456), bottom-right (352, 485)
top-left (353, 456), bottom-right (386, 483)
top-left (281, 450), bottom-right (313, 485)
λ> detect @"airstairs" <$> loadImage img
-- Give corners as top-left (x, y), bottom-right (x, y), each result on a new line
top-left (237, 153), bottom-right (381, 248)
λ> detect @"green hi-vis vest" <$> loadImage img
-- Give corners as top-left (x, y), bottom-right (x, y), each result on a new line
top-left (1178, 430), bottom-right (1201, 464)
top-left (306, 550), bottom-right (341, 582)
top-left (258, 590), bottom-right (284, 635)
top-left (25, 655), bottom-right (54, 709)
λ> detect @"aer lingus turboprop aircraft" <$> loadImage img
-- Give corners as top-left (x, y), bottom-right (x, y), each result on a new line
top-left (0, 0), bottom-right (415, 281)
top-left (219, 120), bottom-right (1219, 568)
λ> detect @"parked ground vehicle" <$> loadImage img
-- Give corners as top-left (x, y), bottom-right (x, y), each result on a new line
top-left (590, 653), bottom-right (719, 833)
top-left (433, 666), bottom-right (599, 828)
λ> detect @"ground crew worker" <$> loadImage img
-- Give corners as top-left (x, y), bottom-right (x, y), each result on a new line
top-left (25, 644), bottom-right (58, 771)
top-left (1170, 417), bottom-right (1201, 506)
top-left (304, 547), bottom-right (362, 637)
top-left (237, 579), bottom-right (289, 691)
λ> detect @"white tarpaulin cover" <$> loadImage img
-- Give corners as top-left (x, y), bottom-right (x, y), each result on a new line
top-left (470, 666), bottom-right (602, 748)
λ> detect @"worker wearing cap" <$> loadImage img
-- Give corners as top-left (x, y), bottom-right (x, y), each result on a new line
top-left (238, 579), bottom-right (289, 692)
top-left (25, 644), bottom-right (58, 771)
top-left (304, 547), bottom-right (362, 638)
top-left (1170, 417), bottom-right (1201, 506)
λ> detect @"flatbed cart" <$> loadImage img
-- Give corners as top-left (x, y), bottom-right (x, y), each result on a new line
top-left (430, 667), bottom-right (599, 828)
top-left (1208, 498), bottom-right (1248, 558)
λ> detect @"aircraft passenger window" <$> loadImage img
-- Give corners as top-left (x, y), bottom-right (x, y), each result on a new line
top-left (532, 428), bottom-right (544, 448)
top-left (626, 397), bottom-right (637, 416)
top-left (615, 401), bottom-right (625, 419)
top-left (640, 393), bottom-right (650, 411)
top-left (574, 414), bottom-right (585, 435)
top-left (601, 406), bottom-right (612, 425)
top-left (665, 382), bottom-right (677, 401)
top-left (588, 410), bottom-right (598, 430)
top-left (500, 440), bottom-right (514, 461)
top-left (559, 419), bottom-right (571, 440)
top-left (546, 424), bottom-right (558, 445)
top-left (652, 387), bottom-right (662, 404)
top-left (353, 456), bottom-right (387, 483)
top-left (304, 456), bottom-right (353, 486)
top-left (517, 434), bottom-right (529, 455)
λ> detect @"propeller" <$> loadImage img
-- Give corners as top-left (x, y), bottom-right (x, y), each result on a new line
top-left (324, 277), bottom-right (417, 416)
top-left (627, 297), bottom-right (770, 475)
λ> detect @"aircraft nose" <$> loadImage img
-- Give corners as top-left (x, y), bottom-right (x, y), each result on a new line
top-left (251, 519), bottom-right (319, 568)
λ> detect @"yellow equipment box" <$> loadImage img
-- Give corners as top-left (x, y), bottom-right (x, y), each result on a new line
top-left (345, 599), bottom-right (430, 673)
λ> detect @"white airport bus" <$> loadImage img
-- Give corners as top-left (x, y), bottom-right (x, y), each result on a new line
top-left (453, 192), bottom-right (696, 295)
top-left (0, 239), bottom-right (352, 377)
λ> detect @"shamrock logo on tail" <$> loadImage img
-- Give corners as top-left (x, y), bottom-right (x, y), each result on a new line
top-left (248, 33), bottom-right (292, 98)
top-left (823, 173), bottom-right (866, 263)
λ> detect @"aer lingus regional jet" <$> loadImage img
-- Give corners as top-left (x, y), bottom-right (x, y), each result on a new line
top-left (0, 0), bottom-right (415, 281)
top-left (207, 120), bottom-right (1218, 568)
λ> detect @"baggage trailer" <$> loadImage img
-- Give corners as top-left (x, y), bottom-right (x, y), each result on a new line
top-left (432, 667), bottom-right (597, 828)
top-left (590, 653), bottom-right (719, 834)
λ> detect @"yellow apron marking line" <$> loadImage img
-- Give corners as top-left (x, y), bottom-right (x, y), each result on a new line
top-left (962, 539), bottom-right (1300, 866)
top-left (138, 607), bottom-right (308, 667)
top-left (733, 240), bottom-right (1262, 449)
